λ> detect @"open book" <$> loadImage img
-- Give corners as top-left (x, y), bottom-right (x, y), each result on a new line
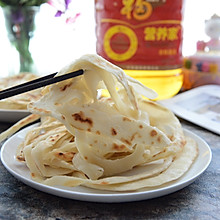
top-left (159, 85), bottom-right (220, 135)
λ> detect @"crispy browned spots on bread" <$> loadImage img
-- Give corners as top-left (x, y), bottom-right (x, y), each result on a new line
top-left (54, 151), bottom-right (75, 162)
top-left (59, 82), bottom-right (73, 91)
top-left (150, 130), bottom-right (157, 137)
top-left (111, 128), bottom-right (117, 136)
top-left (72, 111), bottom-right (93, 126)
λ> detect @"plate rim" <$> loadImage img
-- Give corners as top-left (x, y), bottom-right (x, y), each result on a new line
top-left (0, 125), bottom-right (212, 203)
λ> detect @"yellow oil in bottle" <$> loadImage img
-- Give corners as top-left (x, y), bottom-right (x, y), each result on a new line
top-left (95, 0), bottom-right (185, 100)
top-left (125, 68), bottom-right (183, 100)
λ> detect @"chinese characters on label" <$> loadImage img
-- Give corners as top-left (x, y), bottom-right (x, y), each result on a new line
top-left (144, 26), bottom-right (180, 41)
top-left (95, 0), bottom-right (183, 69)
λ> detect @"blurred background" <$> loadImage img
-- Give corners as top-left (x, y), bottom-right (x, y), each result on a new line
top-left (0, 0), bottom-right (220, 77)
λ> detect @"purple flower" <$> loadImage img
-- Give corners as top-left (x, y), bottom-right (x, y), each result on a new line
top-left (65, 0), bottom-right (71, 9)
top-left (55, 10), bottom-right (62, 17)
top-left (47, 0), bottom-right (80, 24)
top-left (48, 0), bottom-right (72, 17)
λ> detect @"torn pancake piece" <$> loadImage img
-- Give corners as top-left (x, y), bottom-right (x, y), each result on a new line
top-left (43, 136), bottom-right (198, 191)
top-left (10, 54), bottom-right (198, 191)
top-left (0, 73), bottom-right (42, 110)
top-left (28, 54), bottom-right (172, 178)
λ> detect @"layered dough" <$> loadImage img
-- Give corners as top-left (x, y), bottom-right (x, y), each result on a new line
top-left (12, 54), bottom-right (198, 191)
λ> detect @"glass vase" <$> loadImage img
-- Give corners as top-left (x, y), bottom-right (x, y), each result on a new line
top-left (3, 6), bottom-right (39, 74)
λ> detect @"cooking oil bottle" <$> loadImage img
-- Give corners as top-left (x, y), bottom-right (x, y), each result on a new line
top-left (95, 0), bottom-right (184, 100)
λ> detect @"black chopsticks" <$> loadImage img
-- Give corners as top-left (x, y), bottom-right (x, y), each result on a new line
top-left (0, 69), bottom-right (83, 100)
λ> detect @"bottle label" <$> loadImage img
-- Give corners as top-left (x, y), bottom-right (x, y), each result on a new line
top-left (95, 0), bottom-right (184, 70)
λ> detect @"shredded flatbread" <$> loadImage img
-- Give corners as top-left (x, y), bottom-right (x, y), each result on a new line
top-left (1, 54), bottom-right (198, 192)
top-left (0, 114), bottom-right (40, 143)
top-left (0, 73), bottom-right (42, 110)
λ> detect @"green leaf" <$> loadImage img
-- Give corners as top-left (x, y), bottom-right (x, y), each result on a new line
top-left (0, 0), bottom-right (47, 7)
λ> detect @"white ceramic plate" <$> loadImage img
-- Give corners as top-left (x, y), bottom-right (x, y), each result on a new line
top-left (0, 109), bottom-right (30, 123)
top-left (0, 124), bottom-right (212, 203)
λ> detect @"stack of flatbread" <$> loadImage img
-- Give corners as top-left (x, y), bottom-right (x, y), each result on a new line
top-left (1, 55), bottom-right (198, 191)
top-left (0, 73), bottom-right (41, 110)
